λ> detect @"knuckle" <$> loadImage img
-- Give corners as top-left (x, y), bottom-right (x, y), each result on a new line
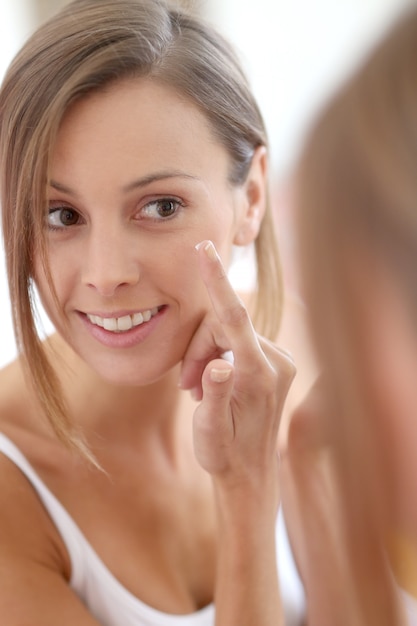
top-left (244, 365), bottom-right (278, 403)
top-left (271, 344), bottom-right (296, 373)
top-left (257, 338), bottom-right (297, 381)
top-left (259, 359), bottom-right (292, 395)
top-left (280, 354), bottom-right (297, 382)
top-left (209, 386), bottom-right (232, 402)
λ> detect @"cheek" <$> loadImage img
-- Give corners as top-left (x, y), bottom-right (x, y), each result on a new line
top-left (164, 244), bottom-right (208, 310)
top-left (170, 209), bottom-right (235, 273)
top-left (159, 228), bottom-right (234, 326)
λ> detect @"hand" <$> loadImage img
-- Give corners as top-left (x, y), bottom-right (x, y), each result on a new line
top-left (180, 240), bottom-right (296, 488)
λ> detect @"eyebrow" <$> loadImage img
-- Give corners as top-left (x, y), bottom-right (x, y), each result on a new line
top-left (123, 170), bottom-right (199, 192)
top-left (49, 170), bottom-right (199, 196)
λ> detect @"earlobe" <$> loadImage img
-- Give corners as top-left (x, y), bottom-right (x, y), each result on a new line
top-left (233, 146), bottom-right (268, 246)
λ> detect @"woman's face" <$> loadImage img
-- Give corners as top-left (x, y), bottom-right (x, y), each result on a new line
top-left (36, 79), bottom-right (255, 385)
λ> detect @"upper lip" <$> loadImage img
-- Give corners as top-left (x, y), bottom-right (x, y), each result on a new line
top-left (81, 306), bottom-right (161, 318)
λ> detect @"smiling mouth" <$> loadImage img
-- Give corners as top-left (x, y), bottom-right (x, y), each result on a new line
top-left (86, 307), bottom-right (160, 333)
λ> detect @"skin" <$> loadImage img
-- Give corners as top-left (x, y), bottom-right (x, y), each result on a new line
top-left (0, 78), bottom-right (297, 625)
top-left (341, 261), bottom-right (417, 531)
top-left (282, 259), bottom-right (417, 625)
top-left (40, 79), bottom-right (251, 386)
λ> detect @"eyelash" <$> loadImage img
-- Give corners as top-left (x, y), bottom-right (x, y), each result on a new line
top-left (46, 206), bottom-right (81, 231)
top-left (46, 197), bottom-right (185, 231)
top-left (137, 197), bottom-right (184, 221)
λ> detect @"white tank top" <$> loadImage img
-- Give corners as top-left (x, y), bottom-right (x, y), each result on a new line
top-left (0, 432), bottom-right (305, 625)
top-left (401, 589), bottom-right (417, 626)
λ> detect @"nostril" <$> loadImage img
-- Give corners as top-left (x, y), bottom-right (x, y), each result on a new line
top-left (81, 231), bottom-right (141, 295)
top-left (82, 260), bottom-right (140, 295)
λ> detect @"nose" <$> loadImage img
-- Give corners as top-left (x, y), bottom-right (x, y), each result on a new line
top-left (81, 226), bottom-right (140, 297)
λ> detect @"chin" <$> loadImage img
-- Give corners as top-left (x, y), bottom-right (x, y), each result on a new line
top-left (88, 354), bottom-right (180, 388)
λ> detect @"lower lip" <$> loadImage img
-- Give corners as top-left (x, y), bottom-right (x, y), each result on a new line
top-left (78, 307), bottom-right (167, 349)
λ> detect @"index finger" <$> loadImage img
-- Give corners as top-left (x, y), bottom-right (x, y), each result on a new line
top-left (195, 239), bottom-right (262, 365)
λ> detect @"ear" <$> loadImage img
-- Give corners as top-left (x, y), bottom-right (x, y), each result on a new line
top-left (233, 146), bottom-right (268, 246)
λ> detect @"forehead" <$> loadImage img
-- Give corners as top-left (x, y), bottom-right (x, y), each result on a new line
top-left (51, 78), bottom-right (230, 184)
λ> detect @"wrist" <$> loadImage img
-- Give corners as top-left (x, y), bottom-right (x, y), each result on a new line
top-left (213, 471), bottom-right (279, 537)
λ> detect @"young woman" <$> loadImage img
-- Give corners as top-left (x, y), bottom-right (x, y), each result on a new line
top-left (0, 1), bottom-right (307, 624)
top-left (282, 4), bottom-right (417, 625)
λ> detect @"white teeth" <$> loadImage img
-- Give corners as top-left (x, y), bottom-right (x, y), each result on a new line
top-left (117, 315), bottom-right (133, 332)
top-left (103, 318), bottom-right (117, 331)
top-left (132, 312), bottom-right (143, 325)
top-left (87, 308), bottom-right (159, 333)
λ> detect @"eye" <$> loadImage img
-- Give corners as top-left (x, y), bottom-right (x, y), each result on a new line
top-left (140, 198), bottom-right (182, 220)
top-left (47, 207), bottom-right (81, 229)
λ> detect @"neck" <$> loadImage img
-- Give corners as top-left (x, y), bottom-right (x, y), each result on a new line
top-left (43, 333), bottom-right (192, 452)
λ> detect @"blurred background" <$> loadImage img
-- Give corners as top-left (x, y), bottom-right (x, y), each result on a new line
top-left (0, 0), bottom-right (413, 367)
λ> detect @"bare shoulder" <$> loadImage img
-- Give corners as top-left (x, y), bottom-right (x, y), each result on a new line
top-left (0, 357), bottom-right (32, 424)
top-left (0, 357), bottom-right (70, 558)
top-left (0, 359), bottom-right (100, 623)
top-left (0, 354), bottom-right (54, 438)
top-left (0, 450), bottom-right (67, 569)
top-left (0, 448), bottom-right (100, 624)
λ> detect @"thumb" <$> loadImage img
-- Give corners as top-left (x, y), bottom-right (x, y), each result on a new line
top-left (193, 359), bottom-right (235, 474)
top-left (201, 359), bottom-right (235, 417)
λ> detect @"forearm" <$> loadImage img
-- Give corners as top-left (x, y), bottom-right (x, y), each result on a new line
top-left (184, 240), bottom-right (296, 624)
top-left (213, 479), bottom-right (284, 626)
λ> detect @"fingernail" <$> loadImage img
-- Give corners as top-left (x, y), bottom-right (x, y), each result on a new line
top-left (210, 367), bottom-right (232, 383)
top-left (195, 240), bottom-right (218, 261)
top-left (204, 240), bottom-right (218, 261)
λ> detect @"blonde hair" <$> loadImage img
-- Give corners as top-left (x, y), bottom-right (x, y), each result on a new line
top-left (295, 5), bottom-right (417, 623)
top-left (0, 0), bottom-right (282, 450)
